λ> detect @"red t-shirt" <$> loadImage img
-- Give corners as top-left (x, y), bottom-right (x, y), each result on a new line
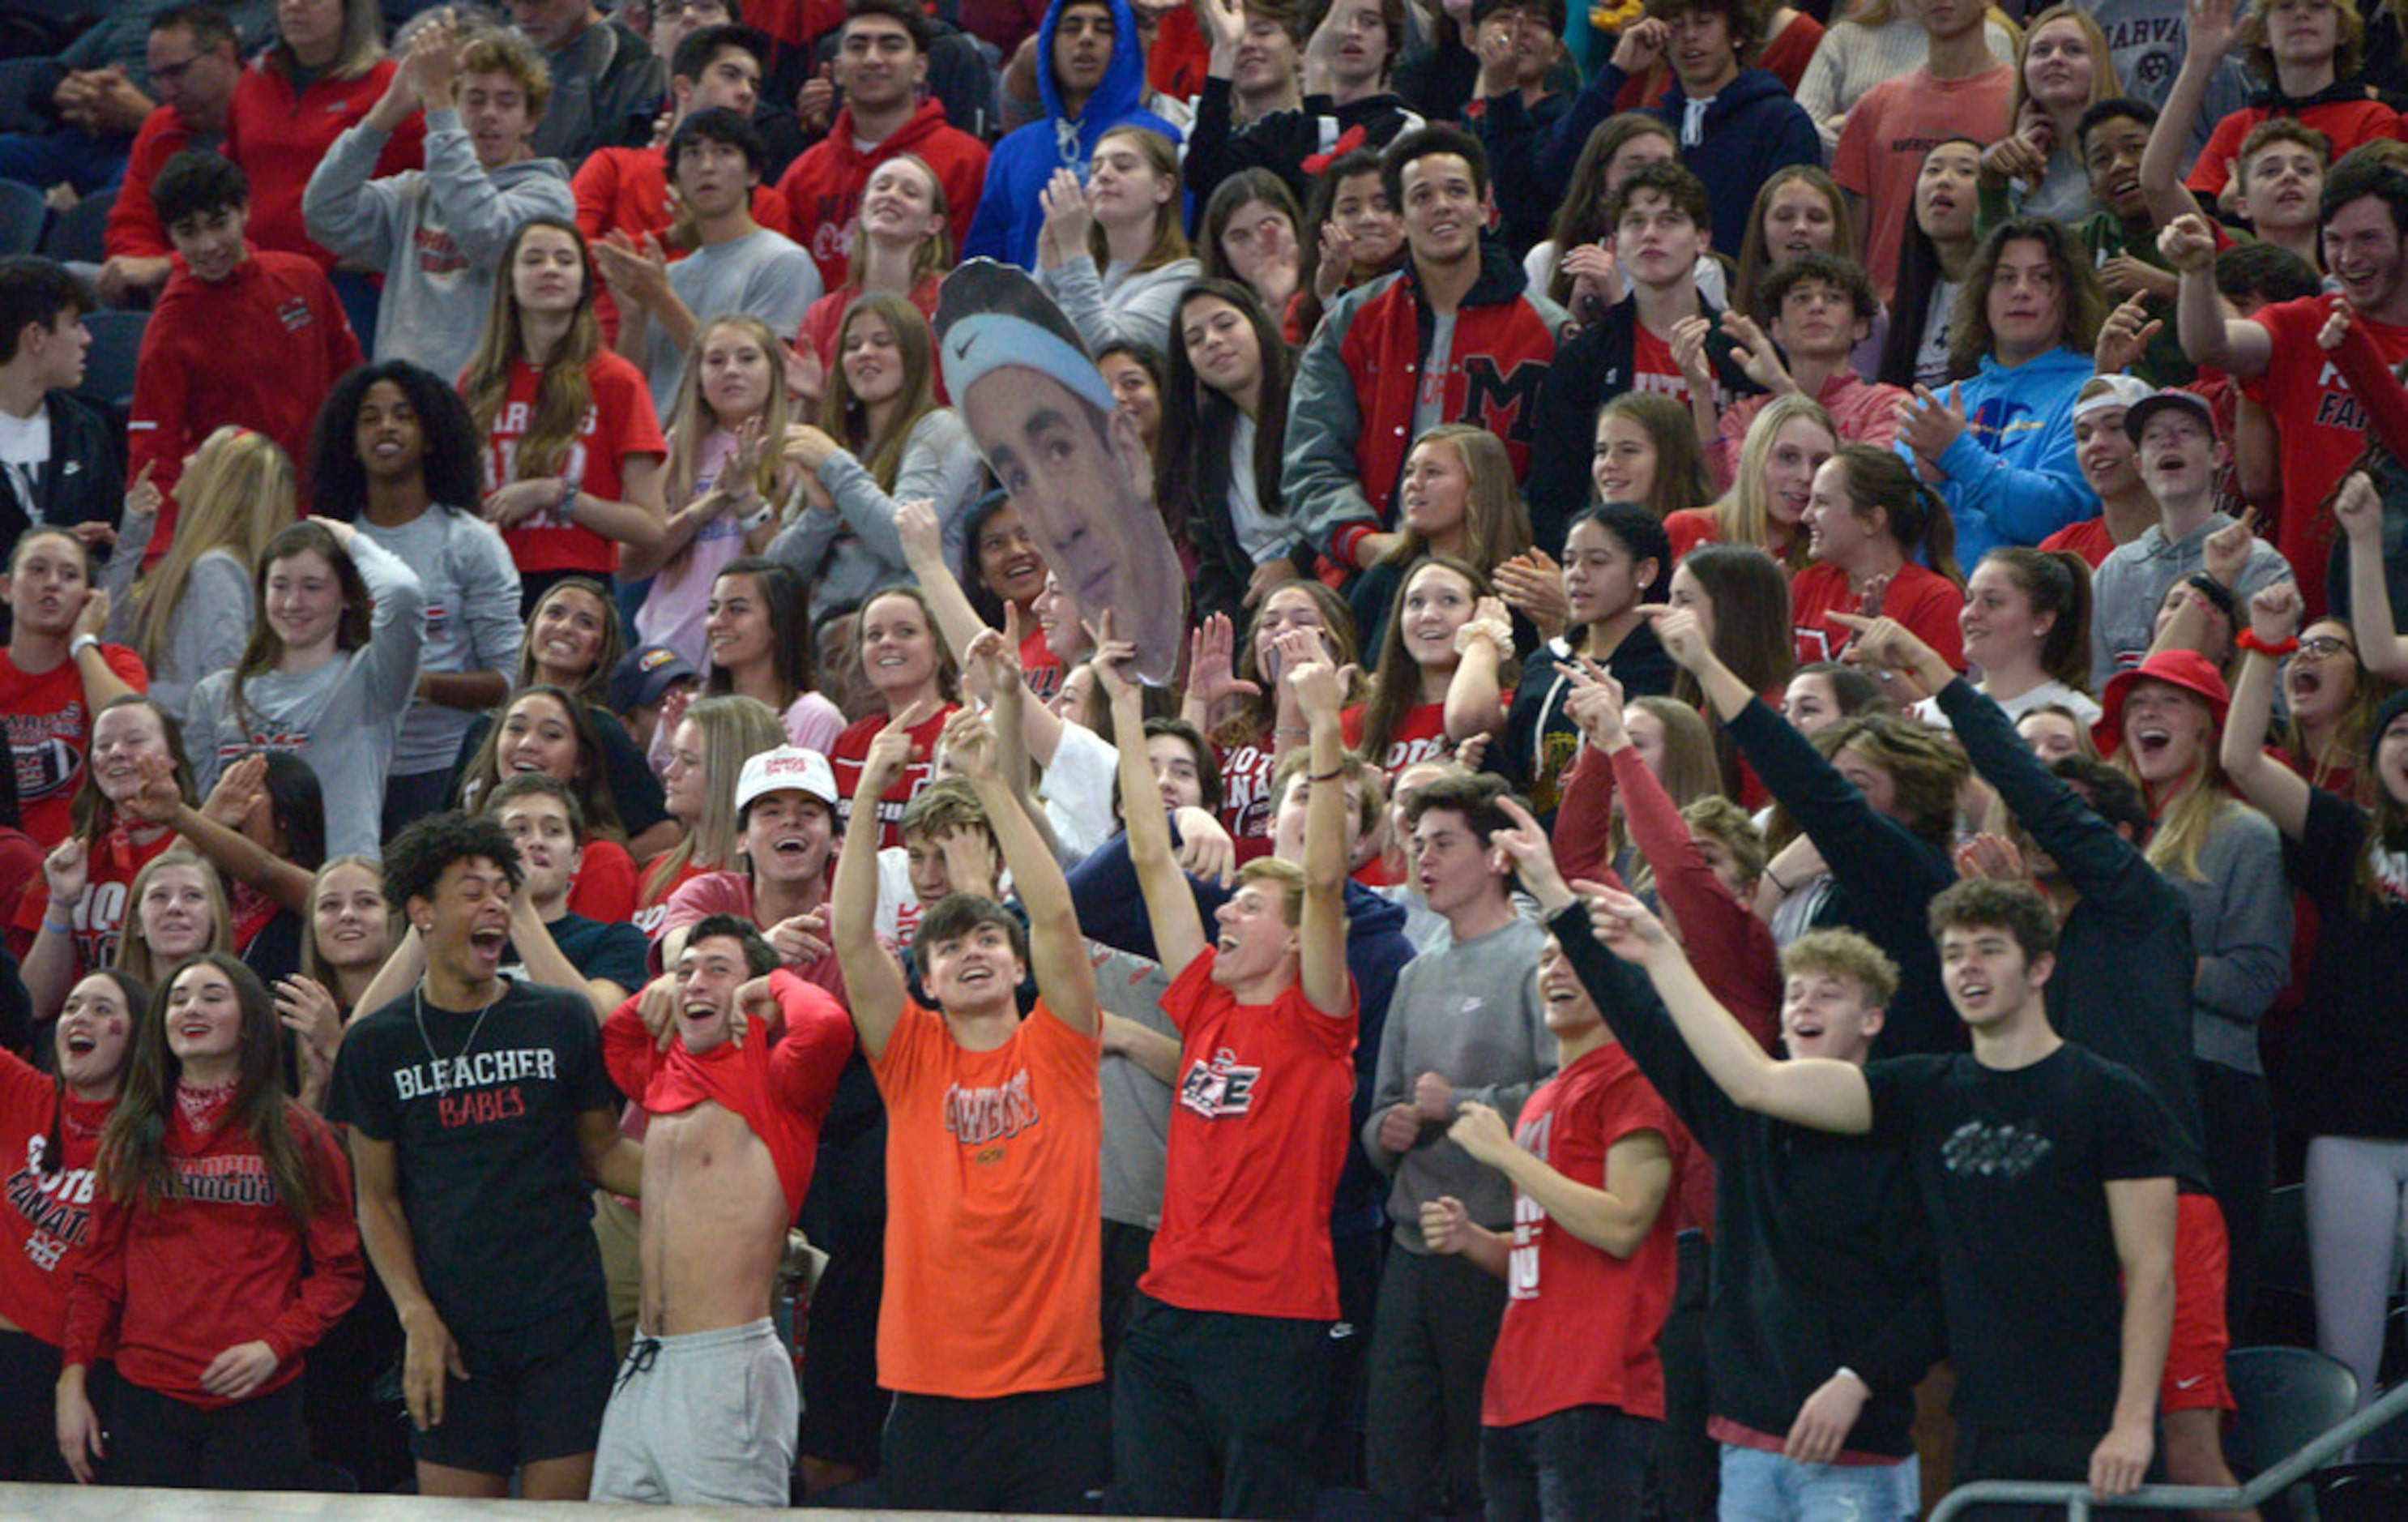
top-left (2039, 516), bottom-right (2118, 569)
top-left (2188, 99), bottom-right (2406, 201)
top-left (1142, 951), bottom-right (1357, 1321)
top-left (1215, 727), bottom-right (1283, 843)
top-left (1832, 66), bottom-right (2016, 305)
top-left (0, 645), bottom-right (150, 849)
top-left (635, 856), bottom-right (707, 940)
top-left (8, 824), bottom-right (171, 965)
top-left (600, 968), bottom-right (854, 1219)
top-left (569, 836), bottom-right (639, 924)
top-left (2241, 295), bottom-right (2408, 620)
top-left (1788, 560), bottom-right (1965, 670)
top-left (1663, 508), bottom-right (1720, 566)
top-left (0, 1048), bottom-right (114, 1346)
top-left (1018, 625), bottom-right (1065, 705)
top-left (1629, 323), bottom-right (1689, 404)
top-left (829, 704), bottom-right (959, 852)
top-left (1342, 699), bottom-right (1452, 784)
top-left (475, 350), bottom-right (668, 578)
top-left (1483, 1042), bottom-right (1681, 1426)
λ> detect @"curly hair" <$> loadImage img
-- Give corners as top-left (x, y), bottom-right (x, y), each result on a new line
top-left (382, 810), bottom-right (524, 913)
top-left (309, 361), bottom-right (486, 519)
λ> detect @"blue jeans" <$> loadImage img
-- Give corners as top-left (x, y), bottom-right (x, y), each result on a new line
top-left (1718, 1442), bottom-right (1920, 1522)
top-left (1479, 1405), bottom-right (1655, 1522)
top-left (0, 128), bottom-right (127, 195)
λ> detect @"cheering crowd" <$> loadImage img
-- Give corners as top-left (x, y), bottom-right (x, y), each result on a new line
top-left (2, 0), bottom-right (2408, 1516)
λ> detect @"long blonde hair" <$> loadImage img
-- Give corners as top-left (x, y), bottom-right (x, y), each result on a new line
top-left (114, 849), bottom-right (233, 988)
top-left (123, 427), bottom-right (296, 679)
top-left (462, 218), bottom-right (603, 481)
top-left (638, 695), bottom-right (786, 903)
top-left (1088, 127), bottom-right (1191, 274)
top-left (1377, 425), bottom-right (1534, 576)
top-left (2009, 6), bottom-right (2119, 124)
top-left (660, 314), bottom-right (795, 586)
top-left (842, 153), bottom-right (954, 290)
top-left (1710, 395), bottom-right (1834, 573)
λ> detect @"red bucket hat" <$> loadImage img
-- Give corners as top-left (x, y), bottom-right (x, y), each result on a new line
top-left (2093, 648), bottom-right (2232, 758)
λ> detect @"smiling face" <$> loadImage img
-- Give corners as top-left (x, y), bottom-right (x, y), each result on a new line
top-left (662, 717), bottom-right (706, 820)
top-left (1592, 411), bottom-right (1660, 505)
top-left (2323, 194), bottom-right (2406, 312)
top-left (89, 702), bottom-right (170, 806)
top-left (163, 960), bottom-right (243, 1069)
top-left (2286, 622), bottom-right (2361, 726)
top-left (2083, 113), bottom-right (2150, 222)
top-left (1780, 965), bottom-right (1885, 1062)
top-left (1234, 6), bottom-right (1300, 91)
top-left (511, 224), bottom-right (586, 316)
top-left (312, 861), bottom-right (388, 972)
top-left (355, 378), bottom-right (426, 483)
top-left (1563, 519), bottom-right (1653, 628)
top-left (705, 571), bottom-right (774, 675)
top-left (1665, 2), bottom-right (1740, 94)
top-left (672, 933), bottom-right (752, 1054)
top-left (1398, 562), bottom-right (1478, 671)
top-left (1940, 922), bottom-right (2049, 1029)
top-left (56, 973), bottom-right (135, 1094)
top-left (859, 156), bottom-right (942, 246)
top-left (743, 790), bottom-right (835, 885)
top-left (698, 323), bottom-right (774, 425)
top-left (1960, 558), bottom-right (2053, 669)
top-left (2073, 403), bottom-right (2141, 498)
top-left (1399, 151), bottom-right (1484, 269)
top-left (139, 864), bottom-right (216, 963)
top-left (974, 505), bottom-right (1047, 607)
top-left (1210, 876), bottom-right (1300, 987)
top-left (1985, 236), bottom-right (2065, 366)
top-left (2120, 678), bottom-right (2214, 784)
top-left (1834, 739), bottom-right (1902, 822)
top-left (1253, 584), bottom-right (1336, 683)
top-left (497, 693), bottom-right (580, 784)
top-left (416, 855), bottom-right (519, 989)
top-left (960, 369), bottom-right (1184, 681)
top-left (166, 202), bottom-right (247, 284)
top-left (1535, 934), bottom-right (1602, 1039)
top-left (858, 590), bottom-right (939, 700)
top-left (528, 585), bottom-right (609, 683)
top-left (1915, 143), bottom-right (1982, 243)
top-left (922, 914), bottom-right (1026, 1014)
top-left (266, 548), bottom-right (347, 657)
top-left (1398, 438), bottom-right (1471, 547)
top-left (498, 791), bottom-right (582, 904)
top-left (1097, 351), bottom-right (1162, 443)
top-left (1803, 456), bottom-right (1866, 566)
top-left (837, 14), bottom-right (925, 111)
top-left (2022, 17), bottom-right (2095, 109)
top-left (1181, 293), bottom-right (1264, 403)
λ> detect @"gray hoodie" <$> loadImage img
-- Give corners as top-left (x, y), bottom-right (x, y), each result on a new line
top-left (302, 105), bottom-right (577, 383)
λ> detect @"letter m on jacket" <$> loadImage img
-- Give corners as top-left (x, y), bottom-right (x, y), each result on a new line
top-left (1462, 357), bottom-right (1548, 448)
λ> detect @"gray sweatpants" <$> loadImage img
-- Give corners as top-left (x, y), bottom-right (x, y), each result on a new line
top-left (589, 1319), bottom-right (797, 1506)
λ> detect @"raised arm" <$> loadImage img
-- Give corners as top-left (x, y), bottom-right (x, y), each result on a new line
top-left (2336, 471), bottom-right (2408, 678)
top-left (832, 709), bottom-right (922, 1058)
top-left (1585, 883), bottom-right (1873, 1133)
top-left (1444, 595), bottom-right (1513, 744)
top-left (890, 496), bottom-right (1003, 699)
top-left (2221, 581), bottom-right (2313, 840)
top-left (1110, 650), bottom-right (1210, 983)
top-left (943, 701), bottom-right (1099, 1036)
top-left (2137, 0), bottom-right (2229, 230)
top-left (2162, 215), bottom-right (2270, 379)
top-left (1292, 655), bottom-right (1351, 1020)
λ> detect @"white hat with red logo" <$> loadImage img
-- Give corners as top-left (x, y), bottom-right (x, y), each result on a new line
top-left (736, 746), bottom-right (839, 811)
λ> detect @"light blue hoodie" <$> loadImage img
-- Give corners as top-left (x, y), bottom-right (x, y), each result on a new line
top-left (1911, 345), bottom-right (2100, 567)
top-left (961, 0), bottom-right (1182, 270)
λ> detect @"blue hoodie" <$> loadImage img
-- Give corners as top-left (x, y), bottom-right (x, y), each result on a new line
top-left (1906, 344), bottom-right (2100, 567)
top-left (962, 0), bottom-right (1183, 269)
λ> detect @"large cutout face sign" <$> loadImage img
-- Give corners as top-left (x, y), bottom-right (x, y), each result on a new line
top-left (936, 261), bottom-right (1187, 685)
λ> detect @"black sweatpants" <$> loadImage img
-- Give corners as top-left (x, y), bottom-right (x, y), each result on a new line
top-left (1111, 1293), bottom-right (1333, 1520)
top-left (1364, 1243), bottom-right (1508, 1516)
top-left (109, 1378), bottom-right (314, 1491)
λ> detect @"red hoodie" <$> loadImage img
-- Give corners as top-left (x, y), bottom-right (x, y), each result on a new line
top-left (64, 1098), bottom-right (362, 1408)
top-left (226, 56), bottom-right (425, 268)
top-left (772, 100), bottom-right (989, 293)
top-left (0, 1050), bottom-right (113, 1348)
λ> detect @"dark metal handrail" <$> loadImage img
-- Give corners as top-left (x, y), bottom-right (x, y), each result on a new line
top-left (1928, 1374), bottom-right (2408, 1520)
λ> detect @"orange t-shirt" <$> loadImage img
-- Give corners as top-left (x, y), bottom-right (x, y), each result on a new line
top-left (872, 996), bottom-right (1103, 1398)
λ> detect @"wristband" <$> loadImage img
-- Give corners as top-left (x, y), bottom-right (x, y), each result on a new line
top-left (42, 908), bottom-right (73, 934)
top-left (1308, 763), bottom-right (1347, 783)
top-left (1832, 1366), bottom-right (1868, 1391)
top-left (557, 477), bottom-right (577, 517)
top-left (2235, 629), bottom-right (2299, 658)
top-left (2184, 572), bottom-right (2239, 622)
top-left (1764, 865), bottom-right (1792, 896)
top-left (68, 634), bottom-right (99, 661)
top-left (741, 501), bottom-right (775, 532)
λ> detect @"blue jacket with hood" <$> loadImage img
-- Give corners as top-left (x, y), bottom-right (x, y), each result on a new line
top-left (962, 0), bottom-right (1183, 269)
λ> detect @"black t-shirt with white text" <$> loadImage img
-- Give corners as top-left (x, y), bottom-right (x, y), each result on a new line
top-left (1864, 1043), bottom-right (2175, 1437)
top-left (326, 979), bottom-right (621, 1334)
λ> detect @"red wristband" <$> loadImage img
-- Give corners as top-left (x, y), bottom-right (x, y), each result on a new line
top-left (2235, 629), bottom-right (2299, 658)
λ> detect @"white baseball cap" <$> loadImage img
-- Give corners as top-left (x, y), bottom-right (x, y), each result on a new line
top-left (736, 746), bottom-right (838, 813)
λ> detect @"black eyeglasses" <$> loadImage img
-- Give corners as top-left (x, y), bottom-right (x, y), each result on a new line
top-left (2299, 635), bottom-right (2355, 660)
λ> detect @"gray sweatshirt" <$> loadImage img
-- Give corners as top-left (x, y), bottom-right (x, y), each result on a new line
top-left (1037, 254), bottom-right (1202, 358)
top-left (766, 409), bottom-right (984, 618)
top-left (184, 534), bottom-right (426, 859)
top-left (301, 106), bottom-right (577, 384)
top-left (100, 519), bottom-right (248, 728)
top-left (2175, 803), bottom-right (2294, 1075)
top-left (1362, 914), bottom-right (1556, 1247)
top-left (353, 507), bottom-right (523, 778)
top-left (1095, 946), bottom-right (1177, 1229)
top-left (2090, 511), bottom-right (2294, 690)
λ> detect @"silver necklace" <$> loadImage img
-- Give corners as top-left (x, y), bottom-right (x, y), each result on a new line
top-left (412, 981), bottom-right (505, 1097)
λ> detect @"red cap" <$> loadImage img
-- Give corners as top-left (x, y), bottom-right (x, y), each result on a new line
top-left (2093, 648), bottom-right (2231, 757)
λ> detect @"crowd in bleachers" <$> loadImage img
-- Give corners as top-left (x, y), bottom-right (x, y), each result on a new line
top-left (0, 0), bottom-right (2406, 1516)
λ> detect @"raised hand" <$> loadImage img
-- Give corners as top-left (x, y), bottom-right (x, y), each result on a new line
top-left (1720, 310), bottom-right (1795, 395)
top-left (1185, 613), bottom-right (1261, 713)
top-left (1643, 605), bottom-right (1714, 673)
top-left (1609, 15), bottom-right (1668, 73)
top-left (1557, 656), bottom-right (1629, 749)
top-left (1493, 549), bottom-right (1570, 638)
top-left (2248, 579), bottom-right (2304, 647)
top-left (859, 700), bottom-right (937, 799)
top-left (1288, 645), bottom-right (1344, 722)
top-left (1580, 879), bottom-right (1672, 962)
top-left (940, 705), bottom-right (999, 782)
top-left (1489, 795), bottom-right (1568, 904)
top-left (2094, 295), bottom-right (2163, 376)
top-left (2201, 505), bottom-right (2261, 587)
top-left (893, 496), bottom-right (945, 566)
top-left (2156, 212), bottom-right (2219, 274)
top-left (766, 908), bottom-right (833, 971)
top-left (1953, 832), bottom-right (2031, 887)
top-left (1895, 383), bottom-right (1968, 465)
top-left (2334, 471), bottom-right (2382, 542)
top-left (1172, 806), bottom-right (1239, 887)
top-left (1669, 314), bottom-right (1715, 392)
top-left (41, 836), bottom-right (89, 912)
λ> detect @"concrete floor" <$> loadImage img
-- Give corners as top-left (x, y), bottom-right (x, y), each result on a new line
top-left (0, 1484), bottom-right (1040, 1520)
